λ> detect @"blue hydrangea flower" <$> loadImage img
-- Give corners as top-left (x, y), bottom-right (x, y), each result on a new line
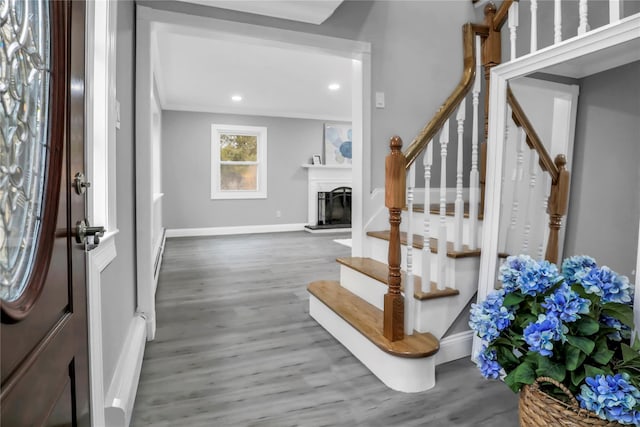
top-left (475, 345), bottom-right (503, 380)
top-left (601, 314), bottom-right (632, 342)
top-left (499, 255), bottom-right (562, 296)
top-left (577, 373), bottom-right (640, 425)
top-left (523, 313), bottom-right (567, 357)
top-left (562, 255), bottom-right (597, 284)
top-left (469, 290), bottom-right (515, 342)
top-left (541, 283), bottom-right (591, 323)
top-left (499, 255), bottom-right (538, 294)
top-left (581, 266), bottom-right (633, 304)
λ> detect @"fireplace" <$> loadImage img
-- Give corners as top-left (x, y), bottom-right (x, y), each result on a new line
top-left (317, 187), bottom-right (351, 227)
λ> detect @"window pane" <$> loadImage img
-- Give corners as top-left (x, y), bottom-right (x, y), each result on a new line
top-left (220, 134), bottom-right (257, 161)
top-left (220, 164), bottom-right (258, 191)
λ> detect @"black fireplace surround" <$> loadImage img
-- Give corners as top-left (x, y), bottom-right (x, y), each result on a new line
top-left (306, 187), bottom-right (352, 230)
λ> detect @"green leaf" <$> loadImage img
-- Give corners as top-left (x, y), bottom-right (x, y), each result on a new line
top-left (567, 336), bottom-right (596, 355)
top-left (602, 303), bottom-right (634, 328)
top-left (503, 292), bottom-right (525, 307)
top-left (632, 333), bottom-right (640, 352)
top-left (591, 347), bottom-right (615, 365)
top-left (497, 346), bottom-right (520, 366)
top-left (573, 317), bottom-right (600, 336)
top-left (504, 363), bottom-right (536, 392)
top-left (536, 357), bottom-right (567, 382)
top-left (518, 314), bottom-right (537, 329)
top-left (571, 283), bottom-right (590, 299)
top-left (621, 343), bottom-right (640, 363)
top-left (565, 346), bottom-right (582, 371)
top-left (571, 368), bottom-right (586, 387)
top-left (584, 364), bottom-right (606, 379)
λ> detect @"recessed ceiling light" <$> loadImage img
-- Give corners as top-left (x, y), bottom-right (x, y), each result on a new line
top-left (231, 95), bottom-right (243, 102)
top-left (328, 83), bottom-right (340, 91)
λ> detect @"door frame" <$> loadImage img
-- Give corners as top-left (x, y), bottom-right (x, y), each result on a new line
top-left (135, 5), bottom-right (372, 339)
top-left (475, 15), bottom-right (640, 356)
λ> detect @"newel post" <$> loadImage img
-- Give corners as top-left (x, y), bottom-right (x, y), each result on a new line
top-left (384, 136), bottom-right (406, 342)
top-left (545, 155), bottom-right (570, 264)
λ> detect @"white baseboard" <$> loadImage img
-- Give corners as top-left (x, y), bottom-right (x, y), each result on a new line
top-left (166, 223), bottom-right (307, 238)
top-left (434, 330), bottom-right (473, 365)
top-left (104, 316), bottom-right (147, 427)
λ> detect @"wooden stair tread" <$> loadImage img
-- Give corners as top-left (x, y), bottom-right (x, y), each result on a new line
top-left (407, 203), bottom-right (484, 220)
top-left (367, 230), bottom-right (481, 258)
top-left (336, 257), bottom-right (459, 300)
top-left (308, 280), bottom-right (439, 358)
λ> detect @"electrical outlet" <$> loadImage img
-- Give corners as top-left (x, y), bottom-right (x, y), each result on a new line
top-left (276, 210), bottom-right (281, 218)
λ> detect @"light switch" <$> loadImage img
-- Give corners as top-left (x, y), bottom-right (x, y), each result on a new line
top-left (375, 92), bottom-right (385, 108)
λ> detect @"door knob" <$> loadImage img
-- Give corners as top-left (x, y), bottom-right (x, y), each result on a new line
top-left (76, 219), bottom-right (105, 248)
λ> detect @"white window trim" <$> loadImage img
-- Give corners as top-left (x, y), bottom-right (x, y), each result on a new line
top-left (210, 124), bottom-right (268, 200)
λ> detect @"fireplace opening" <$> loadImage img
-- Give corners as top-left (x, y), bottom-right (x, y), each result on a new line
top-left (306, 186), bottom-right (352, 231)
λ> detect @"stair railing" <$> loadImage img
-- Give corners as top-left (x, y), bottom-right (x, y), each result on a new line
top-left (383, 7), bottom-right (497, 340)
top-left (506, 87), bottom-right (570, 264)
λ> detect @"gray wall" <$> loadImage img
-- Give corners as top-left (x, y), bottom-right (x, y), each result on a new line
top-left (100, 0), bottom-right (138, 390)
top-left (141, 0), bottom-right (477, 190)
top-left (162, 111), bottom-right (347, 228)
top-left (564, 61), bottom-right (640, 279)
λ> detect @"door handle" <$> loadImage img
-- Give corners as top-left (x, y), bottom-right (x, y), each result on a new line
top-left (76, 219), bottom-right (105, 248)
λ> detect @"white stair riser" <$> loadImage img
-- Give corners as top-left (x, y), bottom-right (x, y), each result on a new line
top-left (367, 236), bottom-right (479, 288)
top-left (339, 265), bottom-right (478, 338)
top-left (401, 211), bottom-right (483, 246)
top-left (309, 295), bottom-right (436, 393)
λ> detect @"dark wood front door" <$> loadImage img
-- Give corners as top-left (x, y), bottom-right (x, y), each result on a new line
top-left (1, 1), bottom-right (90, 425)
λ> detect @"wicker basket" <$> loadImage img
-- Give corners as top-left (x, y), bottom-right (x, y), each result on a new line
top-left (519, 377), bottom-right (621, 426)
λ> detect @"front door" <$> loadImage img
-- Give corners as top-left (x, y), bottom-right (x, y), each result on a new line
top-left (1, 1), bottom-right (90, 425)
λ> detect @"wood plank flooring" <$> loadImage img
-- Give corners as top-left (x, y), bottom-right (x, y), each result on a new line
top-left (131, 232), bottom-right (518, 427)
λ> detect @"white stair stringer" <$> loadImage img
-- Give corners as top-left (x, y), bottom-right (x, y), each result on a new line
top-left (339, 264), bottom-right (477, 339)
top-left (309, 294), bottom-right (436, 393)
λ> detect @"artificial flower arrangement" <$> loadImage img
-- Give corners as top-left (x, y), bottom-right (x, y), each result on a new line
top-left (470, 255), bottom-right (640, 425)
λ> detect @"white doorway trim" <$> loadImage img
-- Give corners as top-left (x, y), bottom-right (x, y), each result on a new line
top-left (135, 6), bottom-right (371, 338)
top-left (474, 14), bottom-right (640, 357)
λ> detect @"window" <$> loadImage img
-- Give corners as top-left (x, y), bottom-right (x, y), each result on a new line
top-left (211, 124), bottom-right (267, 199)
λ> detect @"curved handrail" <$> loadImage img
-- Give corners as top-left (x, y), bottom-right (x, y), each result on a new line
top-left (506, 85), bottom-right (560, 183)
top-left (403, 23), bottom-right (477, 169)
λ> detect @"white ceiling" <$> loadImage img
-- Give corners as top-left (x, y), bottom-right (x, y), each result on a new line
top-left (173, 0), bottom-right (343, 25)
top-left (154, 1), bottom-right (352, 122)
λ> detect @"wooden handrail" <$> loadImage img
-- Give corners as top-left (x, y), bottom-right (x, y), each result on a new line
top-left (403, 23), bottom-right (478, 168)
top-left (493, 0), bottom-right (517, 31)
top-left (506, 85), bottom-right (560, 184)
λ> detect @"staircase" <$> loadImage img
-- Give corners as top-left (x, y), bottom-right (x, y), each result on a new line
top-left (306, 0), bottom-right (588, 393)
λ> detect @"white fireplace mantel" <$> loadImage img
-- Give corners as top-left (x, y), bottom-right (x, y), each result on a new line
top-left (302, 164), bottom-right (352, 226)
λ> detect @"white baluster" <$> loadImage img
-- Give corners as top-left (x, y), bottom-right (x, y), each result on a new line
top-left (530, 0), bottom-right (538, 53)
top-left (422, 141), bottom-right (433, 291)
top-left (522, 150), bottom-right (539, 255)
top-left (454, 102), bottom-right (465, 252)
top-left (578, 0), bottom-right (590, 35)
top-left (469, 36), bottom-right (481, 250)
top-left (508, 128), bottom-right (526, 250)
top-left (609, 0), bottom-right (621, 23)
top-left (438, 121), bottom-right (449, 290)
top-left (554, 0), bottom-right (562, 44)
top-left (405, 165), bottom-right (416, 335)
top-left (538, 173), bottom-right (551, 259)
top-left (509, 1), bottom-right (519, 60)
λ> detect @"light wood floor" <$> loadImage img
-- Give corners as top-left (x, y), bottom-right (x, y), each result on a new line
top-left (131, 232), bottom-right (518, 427)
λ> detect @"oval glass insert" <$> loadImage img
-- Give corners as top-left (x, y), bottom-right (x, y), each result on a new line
top-left (0, 0), bottom-right (51, 302)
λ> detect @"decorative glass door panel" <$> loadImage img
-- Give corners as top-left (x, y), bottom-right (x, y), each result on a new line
top-left (0, 0), bottom-right (51, 302)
